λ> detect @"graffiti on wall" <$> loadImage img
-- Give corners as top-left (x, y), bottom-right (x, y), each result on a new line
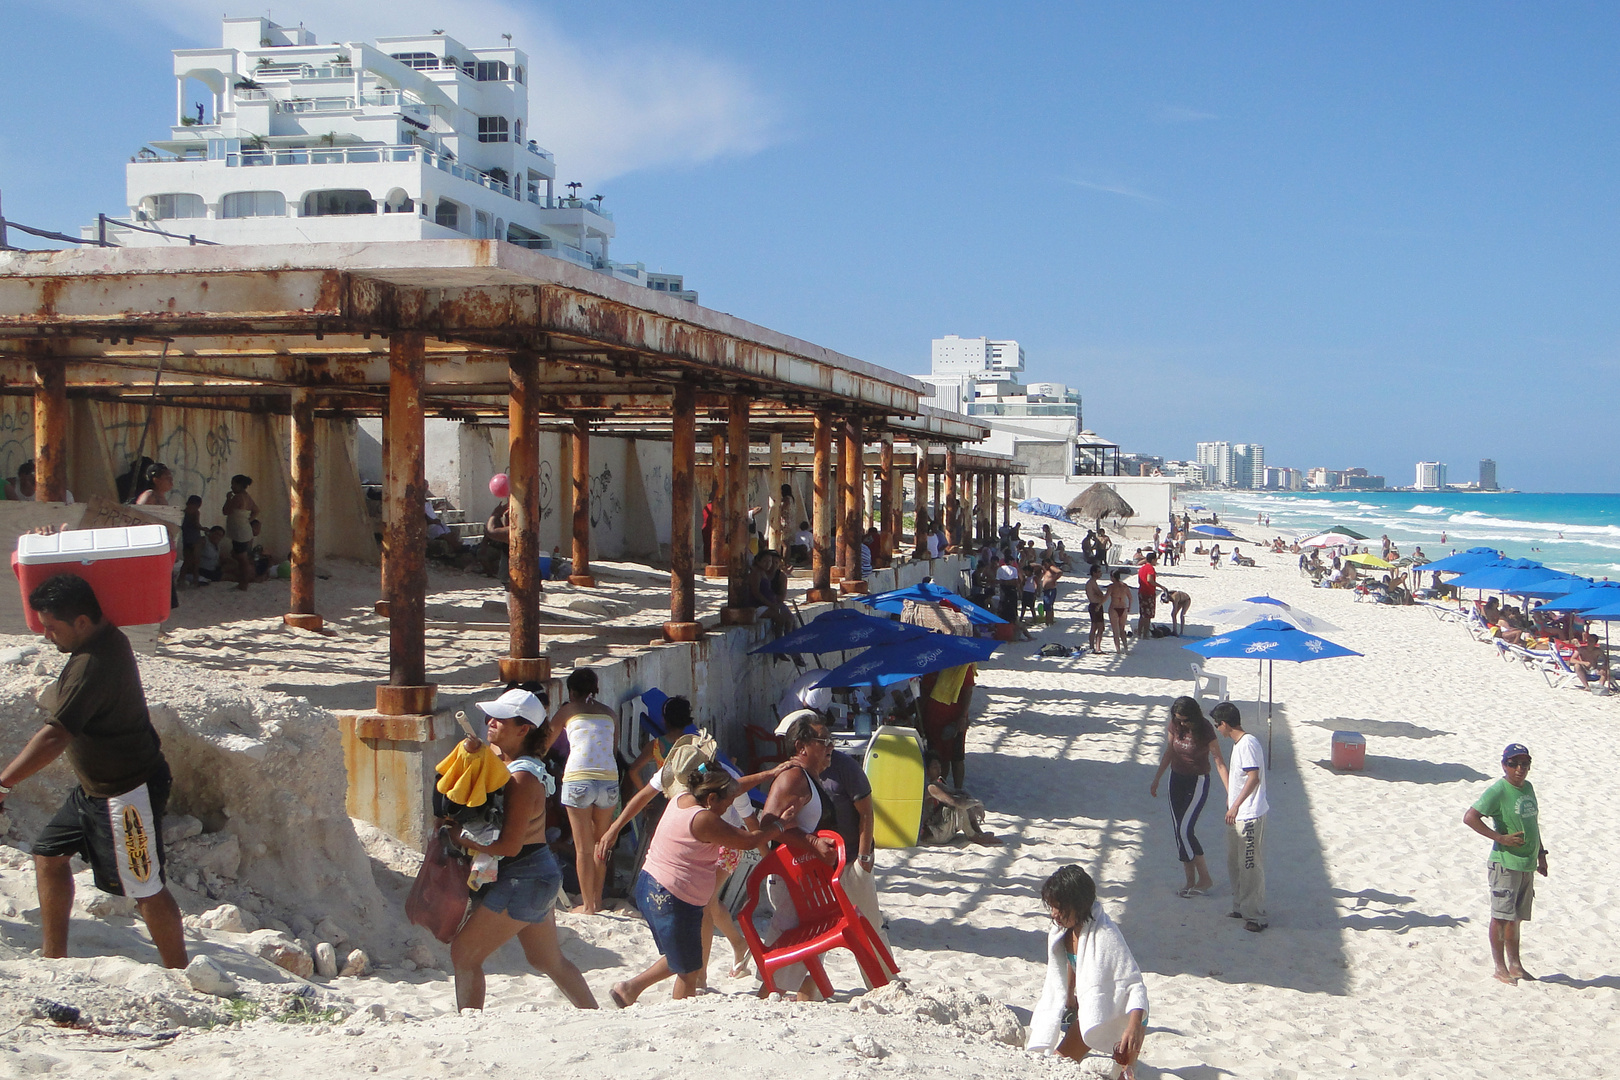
top-left (0, 408), bottom-right (32, 481)
top-left (101, 418), bottom-right (240, 509)
top-left (537, 459), bottom-right (555, 521)
top-left (589, 464), bottom-right (623, 532)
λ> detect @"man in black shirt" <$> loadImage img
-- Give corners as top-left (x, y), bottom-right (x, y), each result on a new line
top-left (0, 575), bottom-right (186, 968)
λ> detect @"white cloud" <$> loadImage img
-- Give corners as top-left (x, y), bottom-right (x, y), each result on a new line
top-left (90, 0), bottom-right (780, 185)
top-left (1062, 177), bottom-right (1162, 204)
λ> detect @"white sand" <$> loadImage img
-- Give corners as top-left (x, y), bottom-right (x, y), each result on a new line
top-left (1, 510), bottom-right (1618, 1078)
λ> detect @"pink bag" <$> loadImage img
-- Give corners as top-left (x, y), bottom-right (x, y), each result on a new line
top-left (406, 828), bottom-right (472, 943)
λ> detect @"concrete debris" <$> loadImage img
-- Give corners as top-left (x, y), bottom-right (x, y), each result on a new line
top-left (249, 931), bottom-right (315, 978)
top-left (163, 813), bottom-right (204, 842)
top-left (197, 903), bottom-right (259, 933)
top-left (315, 941), bottom-right (339, 978)
top-left (184, 955), bottom-right (239, 997)
top-left (339, 949), bottom-right (372, 978)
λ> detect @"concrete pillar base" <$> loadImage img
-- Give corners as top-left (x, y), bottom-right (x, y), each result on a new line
top-left (829, 567), bottom-right (845, 582)
top-left (662, 621), bottom-right (704, 642)
top-left (805, 588), bottom-right (839, 603)
top-left (498, 656), bottom-right (551, 684)
top-left (839, 580), bottom-right (870, 594)
top-left (719, 607), bottom-right (757, 625)
top-left (703, 564), bottom-right (728, 578)
top-left (374, 600), bottom-right (390, 618)
top-left (567, 574), bottom-right (597, 588)
top-left (337, 709), bottom-right (450, 850)
top-left (375, 683), bottom-right (438, 716)
top-left (282, 612), bottom-right (324, 631)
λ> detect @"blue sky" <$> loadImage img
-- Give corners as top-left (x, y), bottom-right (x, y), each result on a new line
top-left (7, 2), bottom-right (1618, 491)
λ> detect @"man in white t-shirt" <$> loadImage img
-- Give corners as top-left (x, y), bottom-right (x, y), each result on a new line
top-left (1213, 701), bottom-right (1268, 932)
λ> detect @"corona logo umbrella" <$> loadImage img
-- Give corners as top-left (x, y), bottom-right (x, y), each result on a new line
top-left (1184, 619), bottom-right (1362, 758)
top-left (812, 630), bottom-right (999, 689)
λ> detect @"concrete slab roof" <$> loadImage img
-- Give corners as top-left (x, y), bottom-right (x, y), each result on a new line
top-left (0, 240), bottom-right (927, 420)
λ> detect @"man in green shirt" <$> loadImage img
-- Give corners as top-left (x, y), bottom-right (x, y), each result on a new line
top-left (1463, 743), bottom-right (1547, 985)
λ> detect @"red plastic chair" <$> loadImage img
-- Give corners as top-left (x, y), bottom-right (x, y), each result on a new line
top-left (743, 723), bottom-right (791, 773)
top-left (737, 831), bottom-right (898, 997)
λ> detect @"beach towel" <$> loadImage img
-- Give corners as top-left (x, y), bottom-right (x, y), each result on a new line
top-left (434, 742), bottom-right (512, 808)
top-left (929, 663), bottom-right (972, 705)
top-left (1027, 902), bottom-right (1149, 1061)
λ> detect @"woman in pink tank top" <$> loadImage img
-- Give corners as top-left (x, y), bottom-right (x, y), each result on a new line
top-left (612, 765), bottom-right (780, 1007)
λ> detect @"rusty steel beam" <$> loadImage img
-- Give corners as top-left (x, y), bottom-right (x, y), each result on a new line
top-left (665, 384), bottom-right (700, 641)
top-left (507, 352), bottom-right (541, 660)
top-left (706, 432), bottom-right (727, 576)
top-left (945, 446), bottom-right (960, 553)
top-left (723, 393), bottom-right (752, 620)
top-left (878, 436), bottom-right (895, 566)
top-left (381, 332), bottom-right (432, 714)
top-left (915, 441), bottom-right (931, 544)
top-left (807, 410), bottom-right (836, 603)
top-left (29, 343), bottom-right (67, 503)
top-left (284, 388), bottom-right (322, 630)
top-left (567, 416), bottom-right (595, 587)
top-left (840, 416), bottom-right (866, 592)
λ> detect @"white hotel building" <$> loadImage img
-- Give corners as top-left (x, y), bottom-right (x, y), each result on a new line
top-left (91, 17), bottom-right (695, 300)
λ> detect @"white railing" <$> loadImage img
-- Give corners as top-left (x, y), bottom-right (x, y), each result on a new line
top-left (217, 144), bottom-right (521, 201)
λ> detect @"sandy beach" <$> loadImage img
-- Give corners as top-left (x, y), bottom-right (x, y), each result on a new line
top-left (1, 508), bottom-right (1617, 1079)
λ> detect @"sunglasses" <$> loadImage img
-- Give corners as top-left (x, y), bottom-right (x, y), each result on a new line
top-left (1505, 758), bottom-right (1532, 768)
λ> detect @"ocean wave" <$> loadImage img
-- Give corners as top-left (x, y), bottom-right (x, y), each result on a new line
top-left (1446, 511), bottom-right (1620, 537)
top-left (1409, 504), bottom-right (1447, 515)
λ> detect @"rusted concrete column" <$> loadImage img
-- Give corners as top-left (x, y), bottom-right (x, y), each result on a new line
top-left (1002, 471), bottom-right (1012, 527)
top-left (945, 446), bottom-right (960, 552)
top-left (500, 352), bottom-right (549, 683)
top-left (30, 346), bottom-right (67, 503)
top-left (378, 331), bottom-right (434, 717)
top-left (665, 384), bottom-right (702, 641)
top-left (839, 415), bottom-right (868, 594)
top-left (283, 388), bottom-right (323, 631)
top-left (877, 436), bottom-right (895, 566)
top-left (705, 432), bottom-right (727, 578)
top-left (568, 416), bottom-right (595, 587)
top-left (976, 473), bottom-right (989, 542)
top-left (721, 393), bottom-right (754, 623)
top-left (915, 443), bottom-right (931, 546)
top-left (807, 410), bottom-right (836, 603)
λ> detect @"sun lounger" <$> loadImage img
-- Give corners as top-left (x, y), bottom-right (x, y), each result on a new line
top-left (1190, 660), bottom-right (1229, 703)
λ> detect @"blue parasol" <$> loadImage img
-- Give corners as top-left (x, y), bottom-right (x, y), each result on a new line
top-left (1190, 524), bottom-right (1241, 540)
top-left (1188, 594), bottom-right (1343, 636)
top-left (812, 630), bottom-right (998, 689)
top-left (1538, 581), bottom-right (1620, 613)
top-left (1421, 547), bottom-right (1503, 574)
top-left (750, 608), bottom-right (920, 655)
top-left (1445, 559), bottom-right (1558, 594)
top-left (1184, 618), bottom-right (1362, 757)
top-left (856, 581), bottom-right (1006, 625)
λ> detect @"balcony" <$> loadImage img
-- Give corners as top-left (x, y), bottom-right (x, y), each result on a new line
top-left (191, 144), bottom-right (523, 201)
top-left (524, 192), bottom-right (613, 221)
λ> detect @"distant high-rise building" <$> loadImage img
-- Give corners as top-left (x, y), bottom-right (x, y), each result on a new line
top-left (1194, 441), bottom-right (1265, 488)
top-left (1479, 459), bottom-right (1498, 491)
top-left (1415, 462), bottom-right (1448, 491)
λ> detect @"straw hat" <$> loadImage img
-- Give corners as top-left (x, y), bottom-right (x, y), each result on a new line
top-left (657, 731), bottom-right (719, 796)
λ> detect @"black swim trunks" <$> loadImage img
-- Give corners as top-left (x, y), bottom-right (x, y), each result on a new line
top-left (34, 760), bottom-right (171, 898)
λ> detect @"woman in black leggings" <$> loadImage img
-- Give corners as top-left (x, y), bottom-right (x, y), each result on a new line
top-left (1149, 696), bottom-right (1228, 897)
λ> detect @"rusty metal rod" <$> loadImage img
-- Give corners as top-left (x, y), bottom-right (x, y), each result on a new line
top-left (508, 352), bottom-right (541, 657)
top-left (385, 332), bottom-right (428, 687)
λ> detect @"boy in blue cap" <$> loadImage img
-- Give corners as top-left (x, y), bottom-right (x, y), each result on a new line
top-left (1463, 743), bottom-right (1548, 984)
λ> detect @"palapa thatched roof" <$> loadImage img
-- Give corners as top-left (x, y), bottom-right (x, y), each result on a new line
top-left (1065, 482), bottom-right (1136, 524)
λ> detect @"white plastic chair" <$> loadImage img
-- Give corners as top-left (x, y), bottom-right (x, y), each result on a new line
top-left (1190, 661), bottom-right (1230, 702)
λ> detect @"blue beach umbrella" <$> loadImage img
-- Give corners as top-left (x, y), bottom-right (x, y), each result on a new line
top-left (1190, 524), bottom-right (1241, 540)
top-left (1185, 618), bottom-right (1363, 757)
top-left (857, 582), bottom-right (1006, 625)
top-left (1421, 547), bottom-right (1503, 575)
top-left (1188, 594), bottom-right (1343, 636)
top-left (812, 630), bottom-right (998, 689)
top-left (1446, 559), bottom-right (1559, 594)
top-left (1539, 581), bottom-right (1620, 613)
top-left (750, 608), bottom-right (920, 656)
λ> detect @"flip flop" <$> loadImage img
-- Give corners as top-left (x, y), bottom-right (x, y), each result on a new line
top-left (728, 957), bottom-right (754, 979)
top-left (1177, 887), bottom-right (1207, 898)
top-left (1244, 921), bottom-right (1267, 933)
top-left (609, 985), bottom-right (632, 1009)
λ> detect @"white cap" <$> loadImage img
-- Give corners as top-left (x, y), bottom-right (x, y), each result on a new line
top-left (475, 688), bottom-right (547, 726)
top-left (775, 708), bottom-right (823, 737)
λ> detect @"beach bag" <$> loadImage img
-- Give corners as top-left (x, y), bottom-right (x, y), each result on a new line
top-left (406, 827), bottom-right (473, 943)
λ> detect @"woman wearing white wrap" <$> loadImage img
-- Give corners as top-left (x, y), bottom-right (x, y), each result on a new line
top-left (1028, 864), bottom-right (1148, 1078)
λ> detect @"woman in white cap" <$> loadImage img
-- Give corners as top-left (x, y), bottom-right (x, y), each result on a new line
top-left (448, 687), bottom-right (598, 1011)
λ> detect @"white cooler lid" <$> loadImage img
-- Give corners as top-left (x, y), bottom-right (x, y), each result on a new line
top-left (16, 524), bottom-right (172, 565)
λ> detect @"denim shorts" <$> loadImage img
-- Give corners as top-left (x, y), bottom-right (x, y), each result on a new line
top-left (474, 844), bottom-right (564, 924)
top-left (562, 778), bottom-right (619, 810)
top-left (633, 870), bottom-right (705, 974)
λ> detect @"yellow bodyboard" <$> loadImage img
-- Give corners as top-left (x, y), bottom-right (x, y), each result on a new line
top-left (863, 725), bottom-right (925, 849)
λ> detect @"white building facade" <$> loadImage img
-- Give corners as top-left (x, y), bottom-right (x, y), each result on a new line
top-left (1415, 462), bottom-right (1448, 491)
top-left (91, 17), bottom-right (694, 299)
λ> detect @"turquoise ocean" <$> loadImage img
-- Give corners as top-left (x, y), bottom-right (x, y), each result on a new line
top-left (1185, 491), bottom-right (1620, 582)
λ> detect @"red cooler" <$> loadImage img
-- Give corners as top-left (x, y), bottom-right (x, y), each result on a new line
top-left (1331, 730), bottom-right (1366, 771)
top-left (13, 524), bottom-right (174, 631)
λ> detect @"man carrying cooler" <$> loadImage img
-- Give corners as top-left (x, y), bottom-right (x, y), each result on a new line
top-left (1463, 742), bottom-right (1547, 985)
top-left (1213, 701), bottom-right (1267, 933)
top-left (0, 574), bottom-right (187, 968)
